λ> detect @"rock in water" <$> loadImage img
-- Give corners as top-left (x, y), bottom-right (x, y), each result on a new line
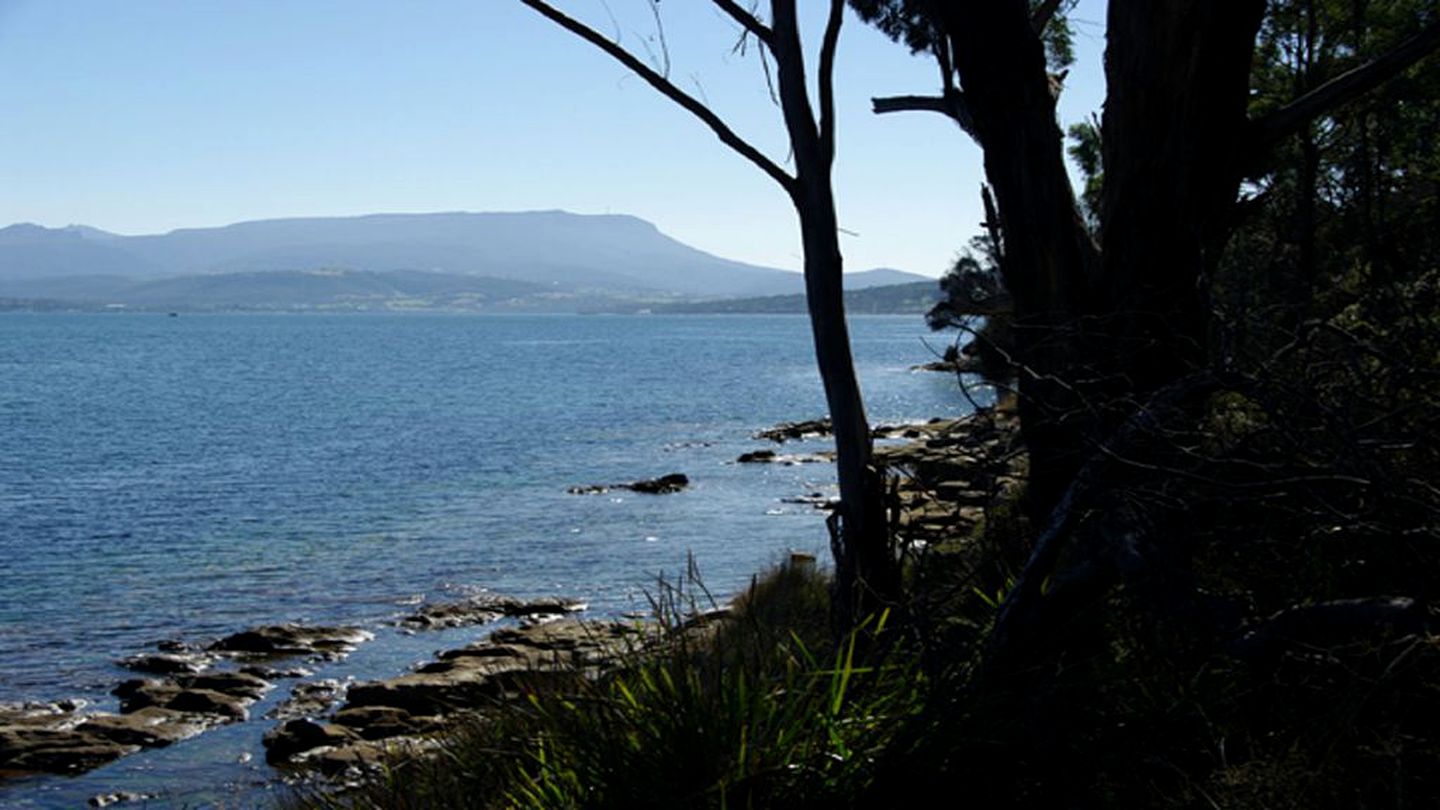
top-left (116, 652), bottom-right (213, 675)
top-left (627, 473), bottom-right (689, 494)
top-left (753, 418), bottom-right (832, 442)
top-left (207, 624), bottom-right (373, 660)
top-left (400, 595), bottom-right (586, 630)
top-left (267, 679), bottom-right (349, 721)
top-left (568, 473), bottom-right (690, 495)
top-left (262, 718), bottom-right (360, 765)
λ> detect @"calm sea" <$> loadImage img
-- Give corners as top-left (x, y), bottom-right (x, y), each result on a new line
top-left (0, 312), bottom-right (966, 806)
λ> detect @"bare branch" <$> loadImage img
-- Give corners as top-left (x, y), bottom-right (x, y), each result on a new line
top-left (872, 94), bottom-right (950, 115)
top-left (768, 0), bottom-right (821, 176)
top-left (817, 0), bottom-right (844, 159)
top-left (757, 37), bottom-right (780, 105)
top-left (520, 0), bottom-right (795, 192)
top-left (1250, 19), bottom-right (1440, 151)
top-left (711, 0), bottom-right (774, 46)
top-left (647, 0), bottom-right (671, 78)
top-left (872, 91), bottom-right (977, 140)
top-left (1030, 0), bottom-right (1064, 34)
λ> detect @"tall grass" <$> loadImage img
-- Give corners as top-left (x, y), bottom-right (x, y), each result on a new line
top-left (289, 560), bottom-right (924, 809)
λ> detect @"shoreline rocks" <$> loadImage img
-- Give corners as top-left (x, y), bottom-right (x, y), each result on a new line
top-left (208, 624), bottom-right (373, 660)
top-left (0, 676), bottom-right (255, 778)
top-left (735, 448), bottom-right (832, 465)
top-left (267, 679), bottom-right (350, 721)
top-left (4, 406), bottom-right (1017, 792)
top-left (116, 652), bottom-right (214, 676)
top-left (753, 416), bottom-right (973, 444)
top-left (263, 619), bottom-right (651, 775)
top-left (873, 409), bottom-right (1024, 545)
top-left (88, 791), bottom-right (157, 807)
top-left (3, 593), bottom-right (602, 783)
top-left (400, 595), bottom-right (588, 630)
top-left (2, 621), bottom-right (369, 779)
top-left (753, 418), bottom-right (832, 442)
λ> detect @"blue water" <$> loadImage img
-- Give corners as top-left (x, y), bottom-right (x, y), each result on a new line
top-left (0, 312), bottom-right (965, 805)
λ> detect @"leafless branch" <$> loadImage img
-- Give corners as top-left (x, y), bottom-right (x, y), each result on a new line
top-left (872, 91), bottom-right (977, 140)
top-left (520, 0), bottom-right (795, 193)
top-left (757, 33), bottom-right (779, 105)
top-left (872, 94), bottom-right (950, 115)
top-left (647, 0), bottom-right (671, 78)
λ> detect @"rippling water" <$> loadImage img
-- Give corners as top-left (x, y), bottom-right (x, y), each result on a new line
top-left (0, 312), bottom-right (967, 805)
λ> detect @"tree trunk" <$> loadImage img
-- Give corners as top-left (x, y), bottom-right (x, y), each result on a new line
top-left (795, 180), bottom-right (894, 624)
top-left (1095, 0), bottom-right (1266, 406)
top-left (933, 1), bottom-right (1097, 520)
top-left (771, 0), bottom-right (896, 624)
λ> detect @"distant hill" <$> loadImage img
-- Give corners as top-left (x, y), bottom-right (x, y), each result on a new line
top-left (0, 212), bottom-right (809, 297)
top-left (652, 280), bottom-right (941, 315)
top-left (0, 212), bottom-right (931, 310)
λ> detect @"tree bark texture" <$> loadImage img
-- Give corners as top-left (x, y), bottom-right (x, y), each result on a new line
top-left (1095, 0), bottom-right (1267, 406)
top-left (932, 1), bottom-right (1098, 519)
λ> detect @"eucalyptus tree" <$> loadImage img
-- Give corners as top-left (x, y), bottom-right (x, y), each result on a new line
top-left (851, 0), bottom-right (1440, 660)
top-left (518, 0), bottom-right (897, 625)
top-left (855, 0), bottom-right (1439, 518)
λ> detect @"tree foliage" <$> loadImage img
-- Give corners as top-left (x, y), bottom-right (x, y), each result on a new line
top-left (858, 0), bottom-right (1440, 803)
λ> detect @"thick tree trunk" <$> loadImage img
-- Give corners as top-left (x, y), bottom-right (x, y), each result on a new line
top-left (933, 1), bottom-right (1097, 520)
top-left (1095, 0), bottom-right (1267, 405)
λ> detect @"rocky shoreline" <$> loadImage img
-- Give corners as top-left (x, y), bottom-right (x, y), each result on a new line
top-left (0, 598), bottom-right (590, 787)
top-left (263, 617), bottom-right (653, 777)
top-left (739, 409), bottom-right (1024, 546)
top-left (1, 408), bottom-right (1018, 804)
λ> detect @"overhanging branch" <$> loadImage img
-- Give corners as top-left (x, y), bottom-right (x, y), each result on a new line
top-left (520, 0), bottom-right (795, 192)
top-left (1250, 19), bottom-right (1440, 152)
top-left (872, 94), bottom-right (948, 114)
top-left (871, 91), bottom-right (977, 140)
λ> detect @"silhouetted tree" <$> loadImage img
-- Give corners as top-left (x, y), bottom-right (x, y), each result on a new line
top-left (852, 0), bottom-right (1440, 665)
top-left (855, 1), bottom-right (1439, 523)
top-left (519, 0), bottom-right (898, 626)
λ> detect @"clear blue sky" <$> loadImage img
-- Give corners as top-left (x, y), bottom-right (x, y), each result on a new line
top-left (0, 1), bottom-right (1106, 276)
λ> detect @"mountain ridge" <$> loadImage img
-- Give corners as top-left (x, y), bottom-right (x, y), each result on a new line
top-left (0, 211), bottom-right (931, 310)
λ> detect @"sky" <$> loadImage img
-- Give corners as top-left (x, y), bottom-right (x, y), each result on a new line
top-left (0, 1), bottom-right (1107, 277)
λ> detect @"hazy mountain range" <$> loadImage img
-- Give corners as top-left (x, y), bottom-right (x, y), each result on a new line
top-left (0, 211), bottom-right (930, 311)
